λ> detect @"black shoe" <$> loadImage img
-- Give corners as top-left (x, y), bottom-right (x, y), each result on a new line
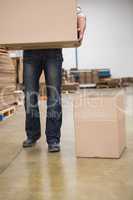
top-left (48, 142), bottom-right (60, 153)
top-left (23, 139), bottom-right (37, 148)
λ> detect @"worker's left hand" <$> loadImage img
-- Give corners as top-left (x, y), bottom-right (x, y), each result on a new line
top-left (77, 15), bottom-right (86, 42)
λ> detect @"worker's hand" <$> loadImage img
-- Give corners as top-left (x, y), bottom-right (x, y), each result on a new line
top-left (77, 15), bottom-right (86, 42)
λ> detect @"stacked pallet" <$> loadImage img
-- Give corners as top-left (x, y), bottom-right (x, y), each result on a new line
top-left (62, 82), bottom-right (79, 92)
top-left (79, 70), bottom-right (92, 84)
top-left (91, 68), bottom-right (113, 88)
top-left (70, 69), bottom-right (92, 84)
top-left (92, 68), bottom-right (111, 84)
top-left (62, 68), bottom-right (69, 84)
top-left (121, 77), bottom-right (133, 85)
top-left (96, 78), bottom-right (121, 88)
top-left (0, 49), bottom-right (17, 111)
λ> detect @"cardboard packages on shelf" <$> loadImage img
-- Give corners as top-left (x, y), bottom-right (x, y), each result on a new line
top-left (74, 89), bottom-right (126, 158)
top-left (0, 52), bottom-right (16, 111)
top-left (0, 0), bottom-right (79, 50)
top-left (11, 57), bottom-right (23, 84)
top-left (79, 70), bottom-right (92, 84)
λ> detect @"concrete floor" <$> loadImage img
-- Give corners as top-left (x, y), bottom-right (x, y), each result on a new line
top-left (0, 88), bottom-right (133, 200)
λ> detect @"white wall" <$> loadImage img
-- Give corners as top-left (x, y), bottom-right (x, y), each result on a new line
top-left (63, 0), bottom-right (133, 78)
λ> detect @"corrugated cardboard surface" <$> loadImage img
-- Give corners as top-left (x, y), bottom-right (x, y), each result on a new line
top-left (74, 89), bottom-right (126, 158)
top-left (11, 57), bottom-right (23, 84)
top-left (0, 53), bottom-right (16, 111)
top-left (0, 0), bottom-right (79, 50)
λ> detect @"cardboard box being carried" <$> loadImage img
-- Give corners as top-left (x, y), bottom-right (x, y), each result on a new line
top-left (74, 89), bottom-right (126, 158)
top-left (0, 0), bottom-right (79, 50)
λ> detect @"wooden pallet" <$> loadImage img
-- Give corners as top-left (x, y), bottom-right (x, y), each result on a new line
top-left (62, 90), bottom-right (76, 94)
top-left (96, 80), bottom-right (121, 89)
top-left (0, 106), bottom-right (16, 121)
top-left (96, 84), bottom-right (110, 89)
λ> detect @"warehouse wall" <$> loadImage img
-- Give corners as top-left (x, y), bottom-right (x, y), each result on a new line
top-left (63, 0), bottom-right (133, 78)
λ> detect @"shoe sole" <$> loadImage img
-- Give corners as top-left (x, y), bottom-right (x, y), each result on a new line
top-left (23, 142), bottom-right (36, 148)
top-left (48, 148), bottom-right (60, 153)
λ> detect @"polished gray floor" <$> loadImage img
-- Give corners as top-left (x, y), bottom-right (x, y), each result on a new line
top-left (0, 88), bottom-right (133, 200)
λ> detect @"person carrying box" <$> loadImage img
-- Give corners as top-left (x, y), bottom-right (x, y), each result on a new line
top-left (22, 6), bottom-right (86, 152)
top-left (1, 6), bottom-right (86, 152)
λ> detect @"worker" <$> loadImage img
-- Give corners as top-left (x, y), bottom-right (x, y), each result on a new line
top-left (22, 6), bottom-right (86, 152)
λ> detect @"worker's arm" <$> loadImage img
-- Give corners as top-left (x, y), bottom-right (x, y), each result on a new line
top-left (77, 6), bottom-right (86, 42)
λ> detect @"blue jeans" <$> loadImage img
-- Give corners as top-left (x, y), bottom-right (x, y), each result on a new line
top-left (23, 49), bottom-right (63, 144)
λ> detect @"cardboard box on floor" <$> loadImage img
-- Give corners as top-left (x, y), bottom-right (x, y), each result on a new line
top-left (74, 89), bottom-right (126, 158)
top-left (0, 0), bottom-right (79, 50)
